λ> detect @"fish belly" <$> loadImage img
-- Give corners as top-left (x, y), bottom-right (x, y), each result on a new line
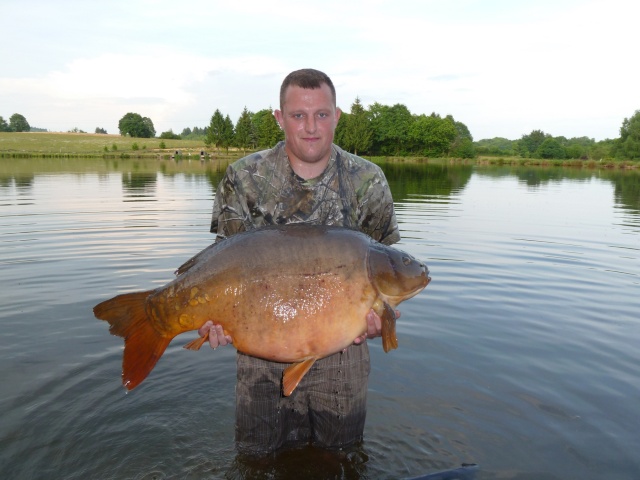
top-left (148, 225), bottom-right (377, 362)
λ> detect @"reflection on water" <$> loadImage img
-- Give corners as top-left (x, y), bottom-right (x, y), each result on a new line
top-left (0, 158), bottom-right (639, 479)
top-left (122, 172), bottom-right (158, 198)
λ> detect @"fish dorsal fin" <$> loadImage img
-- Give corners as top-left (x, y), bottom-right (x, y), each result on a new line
top-left (174, 242), bottom-right (216, 276)
top-left (380, 301), bottom-right (398, 353)
top-left (282, 358), bottom-right (316, 396)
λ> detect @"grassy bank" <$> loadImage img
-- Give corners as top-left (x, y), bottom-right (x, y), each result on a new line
top-left (473, 155), bottom-right (640, 169)
top-left (1, 132), bottom-right (638, 169)
top-left (369, 155), bottom-right (639, 169)
top-left (0, 131), bottom-right (241, 160)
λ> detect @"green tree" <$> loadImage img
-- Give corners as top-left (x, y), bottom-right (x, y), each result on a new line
top-left (408, 113), bottom-right (457, 156)
top-left (451, 117), bottom-right (473, 141)
top-left (222, 114), bottom-right (235, 151)
top-left (615, 109), bottom-right (640, 159)
top-left (180, 126), bottom-right (206, 140)
top-left (340, 97), bottom-right (373, 155)
top-left (590, 139), bottom-right (614, 160)
top-left (205, 109), bottom-right (226, 148)
top-left (9, 113), bottom-right (30, 132)
top-left (474, 137), bottom-right (517, 156)
top-left (334, 111), bottom-right (347, 146)
top-left (118, 112), bottom-right (155, 138)
top-left (565, 143), bottom-right (585, 159)
top-left (446, 115), bottom-right (475, 158)
top-left (369, 103), bottom-right (413, 155)
top-left (142, 117), bottom-right (156, 138)
top-left (562, 136), bottom-right (595, 159)
top-left (518, 130), bottom-right (550, 157)
top-left (95, 127), bottom-right (107, 134)
top-left (234, 106), bottom-right (255, 151)
top-left (0, 116), bottom-right (10, 132)
top-left (159, 129), bottom-right (181, 140)
top-left (536, 138), bottom-right (566, 159)
top-left (453, 137), bottom-right (476, 158)
top-left (253, 108), bottom-right (283, 148)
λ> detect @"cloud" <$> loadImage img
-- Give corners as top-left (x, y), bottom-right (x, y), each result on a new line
top-left (0, 50), bottom-right (289, 132)
top-left (1, 0), bottom-right (636, 139)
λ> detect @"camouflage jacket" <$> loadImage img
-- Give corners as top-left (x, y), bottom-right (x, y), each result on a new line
top-left (210, 141), bottom-right (400, 245)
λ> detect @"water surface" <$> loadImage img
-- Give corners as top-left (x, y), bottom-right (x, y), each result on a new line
top-left (1, 158), bottom-right (638, 479)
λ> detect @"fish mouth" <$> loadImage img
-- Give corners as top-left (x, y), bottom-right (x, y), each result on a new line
top-left (417, 262), bottom-right (431, 286)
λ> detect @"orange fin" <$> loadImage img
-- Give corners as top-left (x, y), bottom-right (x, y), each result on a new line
top-left (94, 290), bottom-right (172, 390)
top-left (380, 301), bottom-right (398, 353)
top-left (282, 358), bottom-right (316, 396)
top-left (183, 335), bottom-right (208, 351)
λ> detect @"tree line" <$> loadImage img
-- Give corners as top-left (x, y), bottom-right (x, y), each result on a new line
top-left (476, 110), bottom-right (640, 160)
top-left (0, 113), bottom-right (31, 132)
top-left (5, 105), bottom-right (639, 160)
top-left (171, 102), bottom-right (640, 160)
top-left (155, 98), bottom-right (475, 158)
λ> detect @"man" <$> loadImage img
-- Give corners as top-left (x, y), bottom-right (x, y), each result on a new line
top-left (198, 68), bottom-right (400, 455)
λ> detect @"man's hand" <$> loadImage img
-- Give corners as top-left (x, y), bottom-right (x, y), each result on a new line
top-left (353, 308), bottom-right (401, 345)
top-left (198, 321), bottom-right (233, 349)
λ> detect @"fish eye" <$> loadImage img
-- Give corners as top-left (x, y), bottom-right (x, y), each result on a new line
top-left (402, 256), bottom-right (411, 266)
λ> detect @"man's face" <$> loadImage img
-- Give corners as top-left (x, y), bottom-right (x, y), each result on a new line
top-left (274, 83), bottom-right (341, 169)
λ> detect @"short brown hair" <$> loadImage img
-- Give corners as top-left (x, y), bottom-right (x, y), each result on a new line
top-left (279, 68), bottom-right (336, 110)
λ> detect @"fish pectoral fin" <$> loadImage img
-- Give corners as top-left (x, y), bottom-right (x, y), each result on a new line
top-left (183, 335), bottom-right (208, 351)
top-left (381, 301), bottom-right (399, 353)
top-left (282, 358), bottom-right (316, 397)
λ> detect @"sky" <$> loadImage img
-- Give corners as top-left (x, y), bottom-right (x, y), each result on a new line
top-left (1, 0), bottom-right (638, 141)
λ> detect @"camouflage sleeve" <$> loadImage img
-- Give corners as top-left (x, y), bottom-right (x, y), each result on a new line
top-left (210, 165), bottom-right (251, 241)
top-left (357, 167), bottom-right (400, 246)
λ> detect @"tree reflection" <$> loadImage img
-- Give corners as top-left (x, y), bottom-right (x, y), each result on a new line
top-left (376, 161), bottom-right (474, 202)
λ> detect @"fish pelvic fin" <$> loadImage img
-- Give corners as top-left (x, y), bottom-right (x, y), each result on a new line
top-left (282, 358), bottom-right (316, 396)
top-left (380, 301), bottom-right (398, 353)
top-left (94, 290), bottom-right (171, 391)
top-left (183, 335), bottom-right (208, 351)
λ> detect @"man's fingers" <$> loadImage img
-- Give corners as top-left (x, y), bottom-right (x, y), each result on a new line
top-left (201, 323), bottom-right (232, 349)
top-left (198, 320), bottom-right (213, 337)
top-left (366, 309), bottom-right (382, 337)
top-left (213, 324), bottom-right (232, 347)
top-left (208, 325), bottom-right (219, 348)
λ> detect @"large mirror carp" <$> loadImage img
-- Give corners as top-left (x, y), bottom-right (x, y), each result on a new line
top-left (94, 224), bottom-right (430, 395)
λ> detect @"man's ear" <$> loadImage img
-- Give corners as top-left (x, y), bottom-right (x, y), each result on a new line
top-left (335, 107), bottom-right (342, 123)
top-left (274, 109), bottom-right (283, 129)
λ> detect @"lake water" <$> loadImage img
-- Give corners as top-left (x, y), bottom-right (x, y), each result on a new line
top-left (0, 157), bottom-right (638, 480)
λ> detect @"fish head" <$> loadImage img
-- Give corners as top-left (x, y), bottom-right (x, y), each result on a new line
top-left (368, 244), bottom-right (431, 305)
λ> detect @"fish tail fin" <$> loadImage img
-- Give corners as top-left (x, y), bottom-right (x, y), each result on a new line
top-left (94, 290), bottom-right (171, 390)
top-left (381, 302), bottom-right (399, 353)
top-left (282, 358), bottom-right (316, 396)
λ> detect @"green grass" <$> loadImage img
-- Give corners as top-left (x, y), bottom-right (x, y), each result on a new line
top-left (1, 132), bottom-right (638, 169)
top-left (473, 155), bottom-right (639, 169)
top-left (0, 132), bottom-right (244, 160)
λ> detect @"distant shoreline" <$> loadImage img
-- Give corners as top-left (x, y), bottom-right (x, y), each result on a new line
top-left (1, 132), bottom-right (638, 169)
